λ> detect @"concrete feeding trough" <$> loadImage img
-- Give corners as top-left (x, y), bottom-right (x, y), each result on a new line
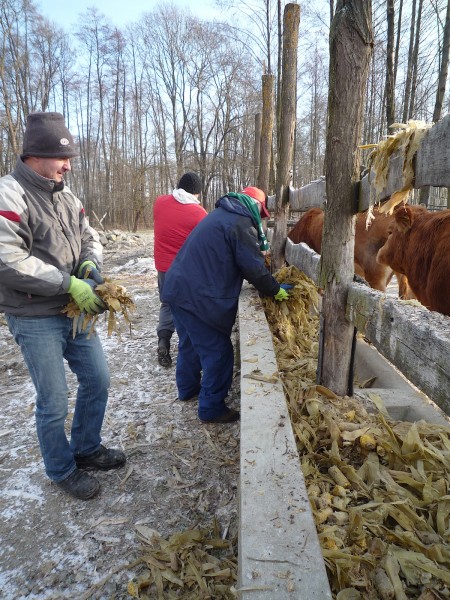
top-left (237, 282), bottom-right (449, 599)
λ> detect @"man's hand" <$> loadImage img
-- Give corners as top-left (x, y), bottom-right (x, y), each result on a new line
top-left (68, 276), bottom-right (106, 314)
top-left (78, 260), bottom-right (104, 284)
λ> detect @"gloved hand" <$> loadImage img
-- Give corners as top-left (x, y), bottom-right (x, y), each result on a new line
top-left (68, 276), bottom-right (106, 314)
top-left (274, 287), bottom-right (290, 301)
top-left (78, 260), bottom-right (104, 284)
top-left (279, 283), bottom-right (294, 291)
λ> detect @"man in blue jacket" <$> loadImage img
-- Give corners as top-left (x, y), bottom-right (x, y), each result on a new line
top-left (162, 186), bottom-right (290, 424)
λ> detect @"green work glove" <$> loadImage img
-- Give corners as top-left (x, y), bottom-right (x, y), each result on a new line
top-left (78, 260), bottom-right (104, 284)
top-left (274, 287), bottom-right (290, 301)
top-left (68, 276), bottom-right (106, 314)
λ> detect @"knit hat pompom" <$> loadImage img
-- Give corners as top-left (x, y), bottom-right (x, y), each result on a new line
top-left (22, 112), bottom-right (79, 159)
top-left (177, 172), bottom-right (202, 195)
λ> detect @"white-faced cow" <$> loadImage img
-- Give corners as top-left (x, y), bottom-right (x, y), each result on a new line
top-left (376, 204), bottom-right (450, 316)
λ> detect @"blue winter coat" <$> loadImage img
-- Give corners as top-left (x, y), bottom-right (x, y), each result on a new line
top-left (161, 194), bottom-right (280, 335)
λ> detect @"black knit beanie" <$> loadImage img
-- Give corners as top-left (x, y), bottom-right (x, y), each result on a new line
top-left (21, 112), bottom-right (79, 159)
top-left (177, 172), bottom-right (202, 195)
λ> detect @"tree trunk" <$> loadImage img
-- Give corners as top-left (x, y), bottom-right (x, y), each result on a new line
top-left (393, 0), bottom-right (403, 85)
top-left (433, 0), bottom-right (450, 124)
top-left (408, 0), bottom-right (424, 119)
top-left (257, 73), bottom-right (275, 194)
top-left (419, 0), bottom-right (450, 207)
top-left (402, 0), bottom-right (416, 123)
top-left (254, 112), bottom-right (262, 183)
top-left (386, 0), bottom-right (395, 130)
top-left (318, 0), bottom-right (373, 396)
top-left (271, 3), bottom-right (300, 272)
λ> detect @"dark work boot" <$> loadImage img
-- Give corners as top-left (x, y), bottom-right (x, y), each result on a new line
top-left (75, 445), bottom-right (126, 471)
top-left (157, 337), bottom-right (172, 368)
top-left (55, 469), bottom-right (100, 500)
top-left (200, 407), bottom-right (240, 424)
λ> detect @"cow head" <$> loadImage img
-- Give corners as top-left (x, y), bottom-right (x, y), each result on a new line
top-left (376, 204), bottom-right (416, 273)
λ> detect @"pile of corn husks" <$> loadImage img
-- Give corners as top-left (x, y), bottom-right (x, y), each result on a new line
top-left (63, 279), bottom-right (135, 338)
top-left (263, 265), bottom-right (450, 600)
top-left (127, 523), bottom-right (237, 599)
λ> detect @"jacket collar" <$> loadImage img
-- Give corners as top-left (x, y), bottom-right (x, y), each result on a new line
top-left (13, 157), bottom-right (65, 193)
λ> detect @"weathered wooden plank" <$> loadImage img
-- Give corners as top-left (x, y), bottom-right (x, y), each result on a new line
top-left (415, 114), bottom-right (450, 187)
top-left (358, 116), bottom-right (450, 210)
top-left (269, 116), bottom-right (450, 214)
top-left (347, 286), bottom-right (450, 413)
top-left (267, 178), bottom-right (326, 212)
top-left (285, 237), bottom-right (320, 282)
top-left (358, 151), bottom-right (404, 211)
top-left (285, 238), bottom-right (450, 413)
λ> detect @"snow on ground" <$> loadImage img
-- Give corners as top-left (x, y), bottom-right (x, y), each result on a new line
top-left (0, 231), bottom-right (239, 599)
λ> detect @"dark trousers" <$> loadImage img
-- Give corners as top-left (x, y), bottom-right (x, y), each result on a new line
top-left (157, 271), bottom-right (175, 340)
top-left (170, 305), bottom-right (234, 420)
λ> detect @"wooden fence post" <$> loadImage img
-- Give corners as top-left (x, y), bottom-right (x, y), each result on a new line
top-left (271, 3), bottom-right (300, 271)
top-left (318, 0), bottom-right (373, 395)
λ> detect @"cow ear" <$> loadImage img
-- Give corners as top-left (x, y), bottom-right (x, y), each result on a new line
top-left (394, 204), bottom-right (413, 233)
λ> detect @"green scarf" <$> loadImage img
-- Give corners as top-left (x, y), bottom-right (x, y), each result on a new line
top-left (227, 192), bottom-right (270, 252)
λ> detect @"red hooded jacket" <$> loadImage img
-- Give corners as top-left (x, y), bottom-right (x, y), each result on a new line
top-left (153, 194), bottom-right (207, 272)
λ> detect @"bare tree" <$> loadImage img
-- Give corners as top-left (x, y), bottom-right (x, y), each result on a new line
top-left (271, 3), bottom-right (300, 271)
top-left (385, 0), bottom-right (396, 129)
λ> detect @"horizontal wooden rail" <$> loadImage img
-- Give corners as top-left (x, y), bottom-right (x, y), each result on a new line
top-left (285, 238), bottom-right (450, 413)
top-left (267, 115), bottom-right (450, 213)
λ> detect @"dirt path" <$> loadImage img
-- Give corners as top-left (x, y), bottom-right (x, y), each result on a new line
top-left (0, 231), bottom-right (240, 599)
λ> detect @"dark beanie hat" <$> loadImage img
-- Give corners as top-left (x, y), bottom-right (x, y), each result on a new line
top-left (21, 112), bottom-right (79, 159)
top-left (177, 172), bottom-right (202, 195)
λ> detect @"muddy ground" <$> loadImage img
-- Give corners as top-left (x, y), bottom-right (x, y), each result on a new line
top-left (0, 231), bottom-right (240, 599)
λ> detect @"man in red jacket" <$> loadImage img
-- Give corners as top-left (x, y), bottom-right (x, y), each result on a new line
top-left (153, 172), bottom-right (207, 367)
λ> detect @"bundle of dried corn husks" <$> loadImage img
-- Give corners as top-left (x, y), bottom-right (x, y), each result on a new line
top-left (63, 279), bottom-right (135, 338)
top-left (128, 522), bottom-right (237, 599)
top-left (263, 266), bottom-right (450, 600)
top-left (359, 120), bottom-right (432, 221)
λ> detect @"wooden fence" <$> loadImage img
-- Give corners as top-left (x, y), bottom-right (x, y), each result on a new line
top-left (270, 115), bottom-right (450, 413)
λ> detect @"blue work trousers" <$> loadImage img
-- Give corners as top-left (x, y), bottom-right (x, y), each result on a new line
top-left (6, 314), bottom-right (110, 482)
top-left (169, 305), bottom-right (234, 421)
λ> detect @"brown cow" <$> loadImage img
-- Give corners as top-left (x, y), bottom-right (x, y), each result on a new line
top-left (377, 204), bottom-right (450, 316)
top-left (288, 207), bottom-right (412, 297)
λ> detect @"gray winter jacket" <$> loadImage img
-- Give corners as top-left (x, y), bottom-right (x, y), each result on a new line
top-left (0, 158), bottom-right (103, 316)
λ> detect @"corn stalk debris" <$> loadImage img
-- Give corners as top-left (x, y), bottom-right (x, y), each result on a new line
top-left (263, 265), bottom-right (450, 600)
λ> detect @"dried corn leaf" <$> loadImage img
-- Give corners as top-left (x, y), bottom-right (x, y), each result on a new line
top-left (362, 120), bottom-right (432, 216)
top-left (128, 523), bottom-right (237, 599)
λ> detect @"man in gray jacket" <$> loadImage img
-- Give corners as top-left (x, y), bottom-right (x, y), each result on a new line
top-left (0, 112), bottom-right (126, 500)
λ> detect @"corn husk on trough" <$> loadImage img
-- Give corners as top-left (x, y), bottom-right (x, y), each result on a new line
top-left (62, 278), bottom-right (135, 338)
top-left (263, 266), bottom-right (450, 600)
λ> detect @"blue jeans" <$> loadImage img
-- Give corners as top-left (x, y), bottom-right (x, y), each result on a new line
top-left (170, 305), bottom-right (234, 420)
top-left (6, 314), bottom-right (110, 482)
